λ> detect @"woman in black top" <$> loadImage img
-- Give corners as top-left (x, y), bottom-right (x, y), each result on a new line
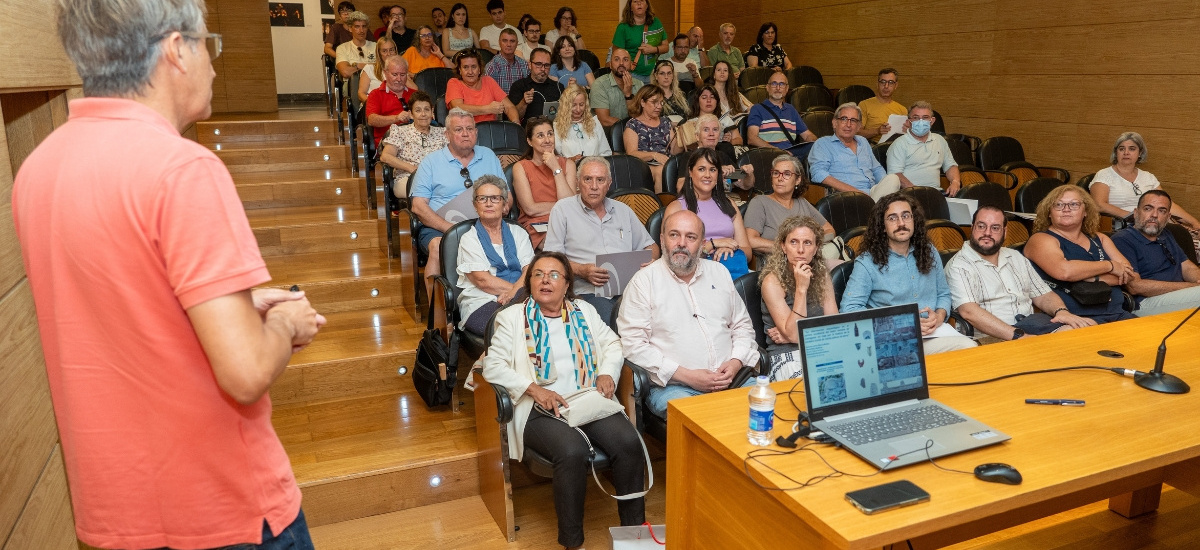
top-left (746, 22), bottom-right (792, 70)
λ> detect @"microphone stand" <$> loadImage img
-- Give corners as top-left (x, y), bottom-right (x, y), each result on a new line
top-left (1135, 304), bottom-right (1199, 394)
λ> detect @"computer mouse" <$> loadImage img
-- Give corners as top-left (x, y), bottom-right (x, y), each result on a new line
top-left (974, 463), bottom-right (1022, 485)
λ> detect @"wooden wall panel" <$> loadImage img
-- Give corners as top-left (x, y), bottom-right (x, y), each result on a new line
top-left (207, 0), bottom-right (278, 113)
top-left (694, 0), bottom-right (1200, 214)
top-left (0, 1), bottom-right (81, 92)
top-left (2, 446), bottom-right (76, 550)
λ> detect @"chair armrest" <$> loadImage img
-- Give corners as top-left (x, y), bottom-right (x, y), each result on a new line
top-left (487, 381), bottom-right (515, 424)
top-left (732, 360), bottom-right (759, 388)
top-left (1036, 166), bottom-right (1071, 183)
top-left (623, 360), bottom-right (653, 433)
top-left (1121, 291), bottom-right (1137, 313)
top-left (948, 310), bottom-right (975, 337)
top-left (430, 274), bottom-right (460, 320)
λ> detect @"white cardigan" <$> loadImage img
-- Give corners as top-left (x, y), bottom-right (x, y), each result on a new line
top-left (480, 299), bottom-right (624, 460)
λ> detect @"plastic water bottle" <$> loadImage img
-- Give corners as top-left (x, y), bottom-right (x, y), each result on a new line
top-left (747, 376), bottom-right (776, 446)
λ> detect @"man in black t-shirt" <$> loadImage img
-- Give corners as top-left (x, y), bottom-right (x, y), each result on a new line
top-left (508, 48), bottom-right (562, 124)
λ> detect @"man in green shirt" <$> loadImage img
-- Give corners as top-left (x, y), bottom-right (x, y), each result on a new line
top-left (707, 23), bottom-right (745, 78)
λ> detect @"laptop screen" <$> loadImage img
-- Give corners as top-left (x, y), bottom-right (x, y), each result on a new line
top-left (799, 304), bottom-right (930, 420)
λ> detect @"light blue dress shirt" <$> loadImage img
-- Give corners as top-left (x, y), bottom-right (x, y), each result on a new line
top-left (807, 135), bottom-right (886, 192)
top-left (840, 243), bottom-right (952, 314)
top-left (411, 145), bottom-right (504, 211)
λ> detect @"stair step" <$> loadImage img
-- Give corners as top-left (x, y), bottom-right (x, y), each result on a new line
top-left (195, 117), bottom-right (339, 145)
top-left (260, 249), bottom-right (409, 313)
top-left (271, 307), bottom-right (421, 405)
top-left (216, 144), bottom-right (349, 173)
top-left (246, 205), bottom-right (376, 228)
top-left (232, 168), bottom-right (359, 186)
top-left (309, 496), bottom-right (510, 549)
top-left (273, 386), bottom-right (478, 526)
top-left (237, 179), bottom-right (361, 209)
top-left (254, 217), bottom-right (379, 256)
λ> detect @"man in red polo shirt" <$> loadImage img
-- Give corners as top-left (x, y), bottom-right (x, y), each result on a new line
top-left (366, 55), bottom-right (417, 146)
top-left (13, 0), bottom-right (325, 548)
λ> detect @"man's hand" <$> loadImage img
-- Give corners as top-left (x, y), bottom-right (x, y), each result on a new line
top-left (1053, 310), bottom-right (1097, 329)
top-left (581, 263), bottom-right (610, 286)
top-left (618, 71), bottom-right (633, 95)
top-left (918, 307), bottom-right (941, 336)
top-left (266, 297), bottom-right (327, 352)
top-left (526, 383), bottom-right (569, 416)
top-left (395, 111), bottom-right (413, 124)
top-left (946, 180), bottom-right (960, 197)
top-left (251, 288), bottom-right (307, 317)
top-left (596, 374), bottom-right (616, 398)
top-left (716, 359), bottom-right (743, 380)
top-left (675, 366), bottom-right (734, 393)
top-left (878, 123), bottom-right (890, 137)
top-left (523, 89), bottom-right (535, 105)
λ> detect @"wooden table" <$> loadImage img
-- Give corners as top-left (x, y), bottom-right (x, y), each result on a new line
top-left (666, 310), bottom-right (1200, 549)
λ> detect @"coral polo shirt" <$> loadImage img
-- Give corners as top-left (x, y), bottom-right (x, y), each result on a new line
top-left (12, 98), bottom-right (300, 549)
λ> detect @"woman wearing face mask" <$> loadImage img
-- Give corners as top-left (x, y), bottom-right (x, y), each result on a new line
top-left (758, 216), bottom-right (837, 381)
top-left (553, 85), bottom-right (611, 161)
top-left (744, 155), bottom-right (833, 257)
top-left (359, 37), bottom-right (398, 103)
top-left (513, 117), bottom-right (577, 249)
top-left (379, 92), bottom-right (448, 198)
top-left (664, 147), bottom-right (752, 278)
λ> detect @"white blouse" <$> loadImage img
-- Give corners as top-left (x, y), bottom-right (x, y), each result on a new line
top-left (1091, 166), bottom-right (1161, 212)
top-left (554, 116), bottom-right (613, 158)
top-left (455, 222), bottom-right (535, 329)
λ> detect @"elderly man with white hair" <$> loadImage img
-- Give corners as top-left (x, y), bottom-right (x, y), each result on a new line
top-left (808, 102), bottom-right (902, 201)
top-left (365, 55), bottom-right (416, 146)
top-left (14, 0), bottom-right (326, 547)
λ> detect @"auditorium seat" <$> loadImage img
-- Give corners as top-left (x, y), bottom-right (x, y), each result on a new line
top-left (834, 84), bottom-right (874, 106)
top-left (831, 260), bottom-right (854, 305)
top-left (609, 118), bottom-right (628, 153)
top-left (413, 67), bottom-right (455, 101)
top-left (787, 65), bottom-right (823, 87)
top-left (931, 110), bottom-right (947, 135)
top-left (738, 67), bottom-right (774, 90)
top-left (609, 187), bottom-right (662, 225)
top-left (476, 120), bottom-right (527, 169)
top-left (742, 85), bottom-right (769, 105)
top-left (817, 191), bottom-right (875, 234)
top-left (1014, 177), bottom-right (1071, 213)
top-left (737, 147), bottom-right (792, 195)
top-left (872, 141), bottom-right (891, 168)
top-left (802, 110), bottom-right (834, 139)
top-left (925, 219), bottom-right (967, 254)
top-left (645, 206), bottom-right (665, 246)
top-left (788, 84), bottom-right (834, 113)
top-left (605, 154), bottom-right (654, 193)
top-left (902, 186), bottom-right (951, 221)
top-left (430, 220), bottom-right (489, 358)
top-left (946, 138), bottom-right (973, 168)
top-left (576, 49), bottom-right (601, 77)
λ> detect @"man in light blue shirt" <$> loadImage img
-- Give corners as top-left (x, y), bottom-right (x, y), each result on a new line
top-left (840, 193), bottom-right (977, 353)
top-left (808, 102), bottom-right (900, 201)
top-left (411, 108), bottom-right (505, 281)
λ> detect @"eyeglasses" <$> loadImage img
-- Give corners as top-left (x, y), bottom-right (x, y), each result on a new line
top-left (531, 270), bottom-right (563, 280)
top-left (767, 82), bottom-right (788, 88)
top-left (419, 32), bottom-right (434, 38)
top-left (460, 167), bottom-right (473, 188)
top-left (1157, 240), bottom-right (1178, 265)
top-left (973, 222), bottom-right (1005, 234)
top-left (155, 32), bottom-right (223, 60)
top-left (1052, 201), bottom-right (1083, 211)
top-left (474, 194), bottom-right (504, 204)
top-left (771, 170), bottom-right (796, 179)
top-left (835, 116), bottom-right (861, 125)
top-left (531, 61), bottom-right (551, 68)
top-left (885, 211), bottom-right (914, 223)
top-left (878, 79), bottom-right (897, 86)
top-left (909, 115), bottom-right (934, 121)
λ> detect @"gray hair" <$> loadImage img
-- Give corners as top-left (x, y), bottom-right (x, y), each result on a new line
top-left (473, 174), bottom-right (510, 201)
top-left (834, 102), bottom-right (862, 121)
top-left (908, 100), bottom-right (932, 114)
top-left (384, 55), bottom-right (408, 71)
top-left (57, 0), bottom-right (206, 97)
top-left (772, 154), bottom-right (803, 175)
top-left (445, 107), bottom-right (475, 127)
top-left (346, 11), bottom-right (370, 25)
top-left (576, 156), bottom-right (611, 180)
top-left (1111, 131), bottom-right (1147, 164)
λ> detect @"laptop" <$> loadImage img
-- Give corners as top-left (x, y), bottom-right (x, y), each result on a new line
top-left (798, 304), bottom-right (1009, 469)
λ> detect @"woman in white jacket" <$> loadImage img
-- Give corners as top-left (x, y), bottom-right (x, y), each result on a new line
top-left (480, 251), bottom-right (645, 550)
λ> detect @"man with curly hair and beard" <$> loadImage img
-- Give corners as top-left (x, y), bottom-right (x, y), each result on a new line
top-left (840, 193), bottom-right (977, 353)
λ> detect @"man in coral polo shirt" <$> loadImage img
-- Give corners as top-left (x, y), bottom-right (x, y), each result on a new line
top-left (12, 1), bottom-right (325, 548)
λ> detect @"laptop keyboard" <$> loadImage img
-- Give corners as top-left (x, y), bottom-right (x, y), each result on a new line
top-left (826, 405), bottom-right (966, 446)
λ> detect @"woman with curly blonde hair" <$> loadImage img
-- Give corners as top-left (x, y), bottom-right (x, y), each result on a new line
top-left (758, 215), bottom-right (837, 381)
top-left (554, 84), bottom-right (611, 161)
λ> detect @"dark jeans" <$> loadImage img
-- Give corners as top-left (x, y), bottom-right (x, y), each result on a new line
top-left (155, 509), bottom-right (314, 550)
top-left (523, 413), bottom-right (646, 547)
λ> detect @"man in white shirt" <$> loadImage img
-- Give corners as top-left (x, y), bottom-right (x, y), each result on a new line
top-left (517, 18), bottom-right (541, 59)
top-left (668, 34), bottom-right (700, 83)
top-left (686, 26), bottom-right (709, 68)
top-left (885, 100), bottom-right (962, 196)
top-left (618, 210), bottom-right (760, 420)
top-left (946, 206), bottom-right (1095, 341)
top-left (334, 11), bottom-right (376, 78)
top-left (478, 0), bottom-right (518, 54)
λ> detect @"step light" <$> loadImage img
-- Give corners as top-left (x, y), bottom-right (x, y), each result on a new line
top-left (429, 475), bottom-right (442, 488)
top-left (350, 231), bottom-right (358, 240)
top-left (370, 288), bottom-right (379, 297)
top-left (323, 154), bottom-right (330, 161)
top-left (213, 129), bottom-right (220, 135)
top-left (397, 366), bottom-right (408, 375)
top-left (313, 126), bottom-right (320, 132)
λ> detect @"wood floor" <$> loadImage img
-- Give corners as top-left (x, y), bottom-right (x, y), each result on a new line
top-left (206, 107), bottom-right (1200, 549)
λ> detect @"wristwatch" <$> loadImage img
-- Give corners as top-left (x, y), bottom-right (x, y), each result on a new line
top-left (1012, 328), bottom-right (1025, 340)
top-left (553, 167), bottom-right (562, 175)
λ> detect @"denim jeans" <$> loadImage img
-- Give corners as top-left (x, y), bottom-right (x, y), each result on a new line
top-left (647, 377), bottom-right (755, 420)
top-left (157, 509), bottom-right (315, 550)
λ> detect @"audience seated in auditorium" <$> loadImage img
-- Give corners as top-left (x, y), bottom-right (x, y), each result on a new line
top-left (509, 48), bottom-right (561, 124)
top-left (478, 0), bottom-right (518, 53)
top-left (673, 115), bottom-right (751, 191)
top-left (667, 34), bottom-right (701, 84)
top-left (759, 216), bottom-right (838, 380)
top-left (513, 117), bottom-right (577, 249)
top-left (323, 1), bottom-right (356, 59)
top-left (686, 26), bottom-right (710, 68)
top-left (553, 85), bottom-right (612, 160)
top-left (946, 206), bottom-right (1095, 342)
top-left (544, 157), bottom-right (658, 321)
top-left (746, 22), bottom-right (792, 70)
top-left (665, 148), bottom-right (752, 278)
top-left (549, 36), bottom-right (594, 88)
top-left (1112, 191), bottom-right (1200, 316)
top-left (515, 13), bottom-right (533, 42)
top-left (358, 37), bottom-right (397, 103)
top-left (379, 5), bottom-right (415, 56)
top-left (748, 70), bottom-right (815, 156)
top-left (456, 176), bottom-right (535, 336)
top-left (517, 17), bottom-right (541, 59)
top-left (365, 56), bottom-right (416, 146)
top-left (858, 68), bottom-right (906, 143)
top-left (380, 92), bottom-right (447, 197)
top-left (334, 11), bottom-right (376, 78)
top-left (410, 108), bottom-right (505, 282)
top-left (652, 59), bottom-right (690, 119)
top-left (441, 3), bottom-right (479, 58)
top-left (479, 251), bottom-right (645, 550)
top-left (612, 0), bottom-right (667, 84)
top-left (431, 7), bottom-right (447, 45)
top-left (841, 193), bottom-right (978, 353)
top-left (1023, 186), bottom-right (1138, 324)
top-left (403, 25), bottom-right (449, 75)
top-left (809, 102), bottom-right (899, 199)
top-left (886, 100), bottom-right (961, 196)
top-left (1090, 132), bottom-right (1200, 230)
top-left (707, 23), bottom-right (745, 77)
top-left (592, 48), bottom-right (643, 126)
top-left (484, 28), bottom-right (530, 93)
top-left (707, 60), bottom-right (751, 125)
top-left (619, 210), bottom-right (760, 420)
top-left (447, 49), bottom-right (519, 123)
top-left (623, 85), bottom-right (681, 193)
top-left (744, 155), bottom-right (832, 257)
top-left (545, 7), bottom-right (586, 51)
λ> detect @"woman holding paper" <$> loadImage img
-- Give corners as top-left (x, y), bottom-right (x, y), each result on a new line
top-left (480, 251), bottom-right (646, 550)
top-left (512, 117), bottom-right (577, 249)
top-left (455, 176), bottom-right (535, 336)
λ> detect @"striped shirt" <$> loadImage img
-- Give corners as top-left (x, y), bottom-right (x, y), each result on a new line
top-left (748, 100), bottom-right (807, 149)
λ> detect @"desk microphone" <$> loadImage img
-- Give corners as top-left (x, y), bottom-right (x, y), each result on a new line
top-left (1134, 304), bottom-right (1198, 394)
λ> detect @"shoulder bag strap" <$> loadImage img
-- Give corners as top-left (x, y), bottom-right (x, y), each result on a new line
top-left (761, 101), bottom-right (800, 146)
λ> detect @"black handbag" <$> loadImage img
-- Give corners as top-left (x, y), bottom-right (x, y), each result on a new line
top-left (1065, 280), bottom-right (1112, 306)
top-left (411, 313), bottom-right (459, 407)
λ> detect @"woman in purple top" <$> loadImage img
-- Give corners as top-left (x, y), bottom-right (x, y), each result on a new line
top-left (664, 148), bottom-right (752, 278)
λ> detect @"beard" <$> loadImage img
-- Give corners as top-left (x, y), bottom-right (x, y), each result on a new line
top-left (666, 245), bottom-right (699, 275)
top-left (1136, 220), bottom-right (1162, 236)
top-left (969, 237), bottom-right (1002, 256)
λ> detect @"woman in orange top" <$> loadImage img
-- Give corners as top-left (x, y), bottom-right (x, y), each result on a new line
top-left (512, 116), bottom-right (577, 249)
top-left (445, 49), bottom-right (520, 123)
top-left (403, 25), bottom-right (450, 75)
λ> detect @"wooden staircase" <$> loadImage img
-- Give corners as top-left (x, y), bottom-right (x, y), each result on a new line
top-left (195, 110), bottom-right (485, 530)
